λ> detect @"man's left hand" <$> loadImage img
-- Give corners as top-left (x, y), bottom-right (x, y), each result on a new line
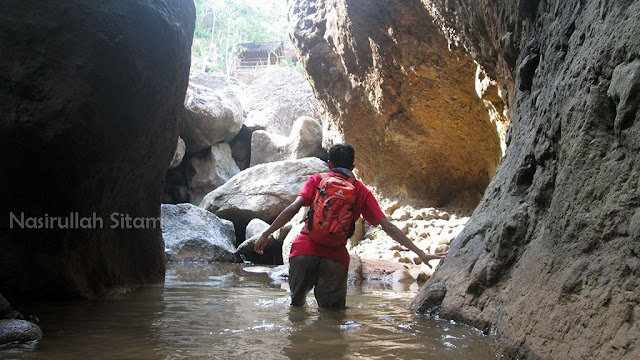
top-left (254, 234), bottom-right (269, 254)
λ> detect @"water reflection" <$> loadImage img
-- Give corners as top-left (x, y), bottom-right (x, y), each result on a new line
top-left (283, 307), bottom-right (350, 359)
top-left (3, 262), bottom-right (494, 360)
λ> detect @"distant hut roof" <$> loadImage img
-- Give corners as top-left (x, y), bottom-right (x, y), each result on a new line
top-left (236, 41), bottom-right (285, 69)
top-left (238, 41), bottom-right (283, 52)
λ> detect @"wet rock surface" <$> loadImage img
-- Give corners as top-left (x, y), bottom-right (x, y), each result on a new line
top-left (0, 319), bottom-right (42, 347)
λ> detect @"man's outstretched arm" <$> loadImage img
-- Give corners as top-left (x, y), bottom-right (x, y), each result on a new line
top-left (254, 196), bottom-right (306, 254)
top-left (378, 217), bottom-right (447, 268)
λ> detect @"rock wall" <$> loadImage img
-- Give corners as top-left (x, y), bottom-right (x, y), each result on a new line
top-left (408, 1), bottom-right (639, 359)
top-left (0, 0), bottom-right (195, 301)
top-left (290, 0), bottom-right (639, 358)
top-left (289, 0), bottom-right (503, 210)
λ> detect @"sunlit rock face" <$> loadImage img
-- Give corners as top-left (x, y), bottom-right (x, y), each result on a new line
top-left (290, 0), bottom-right (639, 358)
top-left (289, 0), bottom-right (503, 211)
top-left (408, 1), bottom-right (639, 359)
top-left (0, 0), bottom-right (195, 301)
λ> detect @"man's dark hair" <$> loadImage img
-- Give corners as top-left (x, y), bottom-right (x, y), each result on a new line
top-left (328, 143), bottom-right (355, 169)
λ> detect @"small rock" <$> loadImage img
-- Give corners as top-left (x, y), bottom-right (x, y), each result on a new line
top-left (384, 201), bottom-right (401, 215)
top-left (392, 269), bottom-right (414, 284)
top-left (268, 264), bottom-right (289, 281)
top-left (246, 218), bottom-right (269, 239)
top-left (348, 253), bottom-right (363, 284)
top-left (409, 268), bottom-right (429, 283)
top-left (421, 208), bottom-right (439, 221)
top-left (427, 227), bottom-right (442, 237)
top-left (0, 319), bottom-right (42, 346)
top-left (390, 208), bottom-right (411, 221)
top-left (389, 244), bottom-right (405, 251)
top-left (397, 222), bottom-right (411, 234)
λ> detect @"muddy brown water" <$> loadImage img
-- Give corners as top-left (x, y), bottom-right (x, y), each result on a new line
top-left (2, 262), bottom-right (495, 359)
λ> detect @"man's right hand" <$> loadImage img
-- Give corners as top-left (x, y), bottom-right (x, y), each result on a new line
top-left (418, 251), bottom-right (448, 269)
top-left (254, 233), bottom-right (269, 254)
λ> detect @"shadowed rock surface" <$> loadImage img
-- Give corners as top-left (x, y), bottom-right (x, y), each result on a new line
top-left (291, 0), bottom-right (639, 358)
top-left (289, 0), bottom-right (503, 210)
top-left (0, 0), bottom-right (195, 301)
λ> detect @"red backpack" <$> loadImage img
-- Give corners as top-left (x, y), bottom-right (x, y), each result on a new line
top-left (301, 173), bottom-right (356, 247)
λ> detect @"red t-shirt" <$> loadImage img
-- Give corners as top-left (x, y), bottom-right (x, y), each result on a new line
top-left (289, 172), bottom-right (385, 268)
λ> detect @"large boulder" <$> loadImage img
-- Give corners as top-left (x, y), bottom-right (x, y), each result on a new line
top-left (290, 0), bottom-right (502, 211)
top-left (403, 1), bottom-right (639, 359)
top-left (161, 203), bottom-right (236, 262)
top-left (250, 131), bottom-right (289, 167)
top-left (242, 67), bottom-right (322, 136)
top-left (250, 116), bottom-right (327, 166)
top-left (0, 0), bottom-right (195, 300)
top-left (180, 74), bottom-right (244, 153)
top-left (201, 157), bottom-right (329, 242)
top-left (0, 319), bottom-right (42, 346)
top-left (187, 143), bottom-right (240, 205)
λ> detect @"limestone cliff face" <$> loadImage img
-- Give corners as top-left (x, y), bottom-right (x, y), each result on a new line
top-left (411, 1), bottom-right (640, 358)
top-left (291, 0), bottom-right (639, 358)
top-left (0, 0), bottom-right (195, 300)
top-left (289, 0), bottom-right (503, 210)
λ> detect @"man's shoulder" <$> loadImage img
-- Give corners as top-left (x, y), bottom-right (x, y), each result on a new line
top-left (353, 179), bottom-right (375, 199)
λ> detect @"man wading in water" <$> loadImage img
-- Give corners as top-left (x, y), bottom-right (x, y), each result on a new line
top-left (254, 143), bottom-right (446, 308)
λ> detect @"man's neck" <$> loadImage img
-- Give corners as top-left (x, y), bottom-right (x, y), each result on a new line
top-left (331, 167), bottom-right (353, 178)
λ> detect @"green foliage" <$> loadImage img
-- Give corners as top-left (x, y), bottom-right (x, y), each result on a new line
top-left (192, 0), bottom-right (288, 74)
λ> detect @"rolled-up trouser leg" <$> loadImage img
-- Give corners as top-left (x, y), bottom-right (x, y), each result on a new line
top-left (289, 255), bottom-right (319, 306)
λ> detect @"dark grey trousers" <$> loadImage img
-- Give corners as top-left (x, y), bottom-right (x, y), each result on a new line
top-left (289, 255), bottom-right (348, 308)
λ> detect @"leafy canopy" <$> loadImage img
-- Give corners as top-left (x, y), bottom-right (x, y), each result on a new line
top-left (192, 0), bottom-right (288, 73)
